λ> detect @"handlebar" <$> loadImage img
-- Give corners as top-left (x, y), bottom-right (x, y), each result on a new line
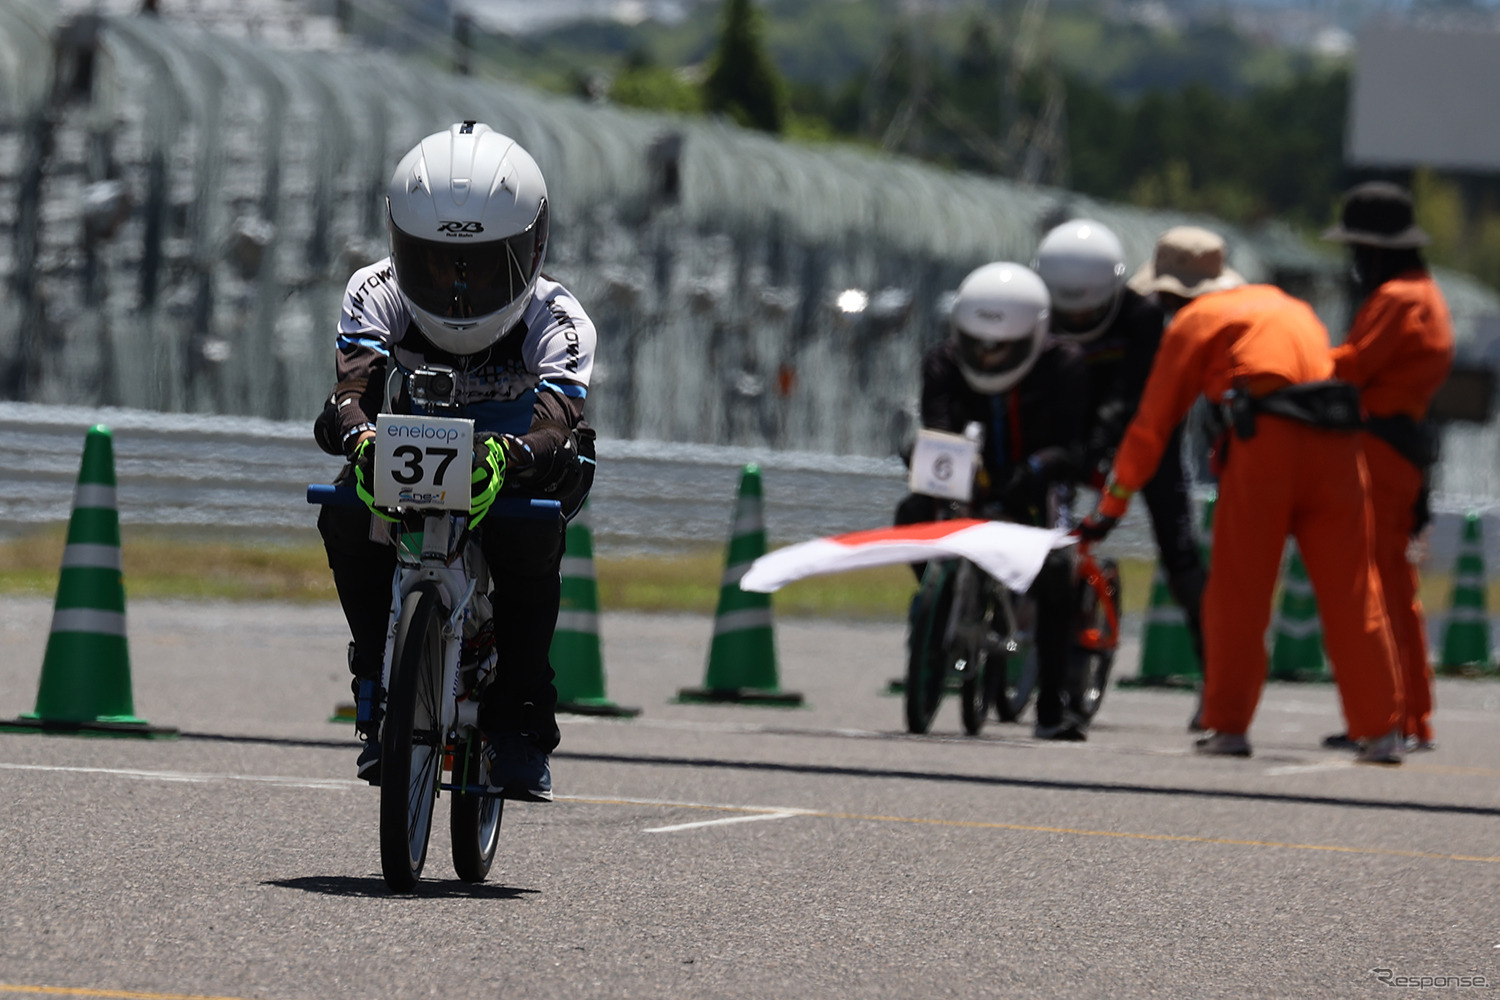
top-left (306, 482), bottom-right (562, 521)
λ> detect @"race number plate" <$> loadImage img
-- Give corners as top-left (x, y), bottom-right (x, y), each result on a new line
top-left (373, 414), bottom-right (474, 510)
top-left (908, 428), bottom-right (979, 502)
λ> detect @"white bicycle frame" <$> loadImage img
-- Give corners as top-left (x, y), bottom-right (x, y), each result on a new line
top-left (377, 511), bottom-right (495, 745)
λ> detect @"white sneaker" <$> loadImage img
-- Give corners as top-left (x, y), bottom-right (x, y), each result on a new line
top-left (1355, 728), bottom-right (1404, 765)
top-left (1194, 731), bottom-right (1252, 757)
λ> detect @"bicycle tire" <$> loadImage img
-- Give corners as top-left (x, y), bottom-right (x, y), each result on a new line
top-left (380, 583), bottom-right (447, 892)
top-left (450, 732), bottom-right (502, 883)
top-left (1074, 559), bottom-right (1122, 721)
top-left (958, 573), bottom-right (989, 736)
top-left (995, 593), bottom-right (1040, 723)
top-left (905, 561), bottom-right (956, 734)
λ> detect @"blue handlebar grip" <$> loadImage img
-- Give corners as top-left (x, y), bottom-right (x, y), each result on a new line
top-left (307, 483), bottom-right (360, 506)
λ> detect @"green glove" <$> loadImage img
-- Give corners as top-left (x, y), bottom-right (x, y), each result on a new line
top-left (469, 434), bottom-right (511, 528)
top-left (351, 438), bottom-right (397, 522)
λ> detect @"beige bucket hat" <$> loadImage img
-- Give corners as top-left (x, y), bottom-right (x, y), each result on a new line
top-left (1127, 226), bottom-right (1245, 299)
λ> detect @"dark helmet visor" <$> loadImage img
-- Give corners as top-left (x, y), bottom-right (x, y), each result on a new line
top-left (389, 200), bottom-right (548, 320)
top-left (956, 331), bottom-right (1033, 378)
top-left (1052, 300), bottom-right (1114, 337)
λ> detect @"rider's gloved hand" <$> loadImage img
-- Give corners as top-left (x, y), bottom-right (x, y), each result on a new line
top-left (349, 437), bottom-right (397, 523)
top-left (470, 433), bottom-right (533, 527)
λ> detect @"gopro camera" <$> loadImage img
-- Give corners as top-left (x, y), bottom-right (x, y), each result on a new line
top-left (409, 365), bottom-right (459, 413)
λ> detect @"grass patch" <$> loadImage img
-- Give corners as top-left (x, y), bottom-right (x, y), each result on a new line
top-left (0, 526), bottom-right (337, 603)
top-left (4, 525), bottom-right (1492, 623)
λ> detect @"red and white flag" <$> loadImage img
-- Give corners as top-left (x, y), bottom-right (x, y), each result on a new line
top-left (738, 519), bottom-right (1073, 594)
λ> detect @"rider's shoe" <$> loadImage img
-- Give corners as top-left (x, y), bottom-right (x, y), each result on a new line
top-left (356, 739), bottom-right (382, 785)
top-left (1034, 717), bottom-right (1087, 741)
top-left (1193, 731), bottom-right (1252, 757)
top-left (1354, 728), bottom-right (1405, 765)
top-left (485, 732), bottom-right (553, 802)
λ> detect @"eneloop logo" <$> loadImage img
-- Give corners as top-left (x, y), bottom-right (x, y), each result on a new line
top-left (438, 221), bottom-right (485, 235)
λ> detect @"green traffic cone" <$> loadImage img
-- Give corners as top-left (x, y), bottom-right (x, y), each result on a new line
top-left (1130, 567), bottom-right (1201, 686)
top-left (551, 501), bottom-right (639, 717)
top-left (1269, 543), bottom-right (1331, 682)
top-left (678, 464), bottom-right (803, 706)
top-left (2, 426), bottom-right (176, 738)
top-left (1123, 491), bottom-right (1212, 688)
top-left (1440, 511), bottom-right (1492, 673)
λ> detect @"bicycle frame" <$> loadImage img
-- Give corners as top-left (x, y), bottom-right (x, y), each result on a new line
top-left (379, 511), bottom-right (489, 782)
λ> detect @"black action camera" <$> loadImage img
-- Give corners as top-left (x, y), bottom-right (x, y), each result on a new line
top-left (409, 365), bottom-right (459, 411)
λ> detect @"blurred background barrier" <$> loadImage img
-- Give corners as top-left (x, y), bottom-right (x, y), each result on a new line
top-left (4, 0), bottom-right (1499, 486)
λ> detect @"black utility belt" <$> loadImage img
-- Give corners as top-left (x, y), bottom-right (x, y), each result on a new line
top-left (1365, 412), bottom-right (1441, 469)
top-left (1221, 380), bottom-right (1363, 440)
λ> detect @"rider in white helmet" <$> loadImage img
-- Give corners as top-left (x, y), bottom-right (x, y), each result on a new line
top-left (317, 123), bottom-right (596, 800)
top-left (896, 262), bottom-right (1093, 740)
top-left (1035, 219), bottom-right (1207, 726)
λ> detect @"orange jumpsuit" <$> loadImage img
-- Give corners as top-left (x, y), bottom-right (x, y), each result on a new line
top-left (1102, 285), bottom-right (1402, 740)
top-left (1331, 270), bottom-right (1454, 743)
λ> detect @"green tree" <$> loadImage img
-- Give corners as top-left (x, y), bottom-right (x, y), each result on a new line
top-left (702, 0), bottom-right (785, 133)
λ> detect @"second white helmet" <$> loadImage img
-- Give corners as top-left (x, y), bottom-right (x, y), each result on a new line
top-left (949, 262), bottom-right (1051, 395)
top-left (1033, 219), bottom-right (1127, 343)
top-left (387, 122), bottom-right (549, 355)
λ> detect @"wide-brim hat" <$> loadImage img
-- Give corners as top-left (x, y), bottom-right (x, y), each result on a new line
top-left (1321, 181), bottom-right (1430, 249)
top-left (1127, 226), bottom-right (1245, 299)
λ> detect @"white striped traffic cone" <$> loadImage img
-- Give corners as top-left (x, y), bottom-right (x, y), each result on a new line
top-left (678, 464), bottom-right (803, 705)
top-left (2, 425), bottom-right (176, 738)
top-left (551, 501), bottom-right (638, 716)
top-left (1440, 511), bottom-right (1493, 673)
top-left (1269, 543), bottom-right (1331, 682)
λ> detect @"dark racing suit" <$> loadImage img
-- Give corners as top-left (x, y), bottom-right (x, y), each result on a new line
top-left (1078, 289), bottom-right (1205, 668)
top-left (317, 260), bottom-right (596, 753)
top-left (895, 338), bottom-right (1090, 730)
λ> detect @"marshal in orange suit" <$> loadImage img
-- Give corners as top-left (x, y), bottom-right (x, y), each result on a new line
top-left (1078, 227), bottom-right (1405, 763)
top-left (1323, 182), bottom-right (1454, 751)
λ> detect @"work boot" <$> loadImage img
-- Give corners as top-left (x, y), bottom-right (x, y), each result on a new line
top-left (485, 732), bottom-right (553, 802)
top-left (1194, 731), bottom-right (1252, 757)
top-left (1355, 728), bottom-right (1405, 765)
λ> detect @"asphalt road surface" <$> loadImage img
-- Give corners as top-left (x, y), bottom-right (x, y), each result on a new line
top-left (2, 596), bottom-right (1498, 999)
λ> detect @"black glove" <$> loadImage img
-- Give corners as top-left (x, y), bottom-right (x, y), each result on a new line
top-left (1411, 484), bottom-right (1432, 538)
top-left (1078, 511), bottom-right (1120, 543)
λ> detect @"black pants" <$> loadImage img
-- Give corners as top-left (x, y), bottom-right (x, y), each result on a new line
top-left (893, 494), bottom-right (1079, 727)
top-left (319, 459), bottom-right (594, 754)
top-left (1138, 425), bottom-right (1207, 670)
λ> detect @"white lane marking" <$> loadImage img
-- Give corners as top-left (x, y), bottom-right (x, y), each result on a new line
top-left (0, 762), bottom-right (362, 792)
top-left (1263, 761), bottom-right (1353, 776)
top-left (644, 808), bottom-right (810, 834)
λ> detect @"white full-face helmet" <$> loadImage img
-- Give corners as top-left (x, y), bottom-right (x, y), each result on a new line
top-left (950, 262), bottom-right (1051, 395)
top-left (386, 122), bottom-right (549, 355)
top-left (1033, 219), bottom-right (1127, 343)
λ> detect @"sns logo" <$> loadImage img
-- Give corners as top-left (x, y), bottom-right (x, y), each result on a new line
top-left (399, 489), bottom-right (447, 505)
top-left (437, 221), bottom-right (484, 235)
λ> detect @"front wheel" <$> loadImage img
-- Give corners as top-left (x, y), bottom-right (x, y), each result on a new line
top-left (450, 732), bottom-right (502, 883)
top-left (380, 584), bottom-right (448, 892)
top-left (1073, 558), bottom-right (1121, 721)
top-left (905, 561), bottom-right (956, 734)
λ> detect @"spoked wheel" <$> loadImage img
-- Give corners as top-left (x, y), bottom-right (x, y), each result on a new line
top-left (380, 584), bottom-right (448, 892)
top-left (450, 732), bottom-right (502, 883)
top-left (995, 594), bottom-right (1040, 723)
top-left (905, 560), bottom-right (957, 734)
top-left (1074, 557), bottom-right (1122, 721)
top-left (960, 581), bottom-right (1008, 740)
